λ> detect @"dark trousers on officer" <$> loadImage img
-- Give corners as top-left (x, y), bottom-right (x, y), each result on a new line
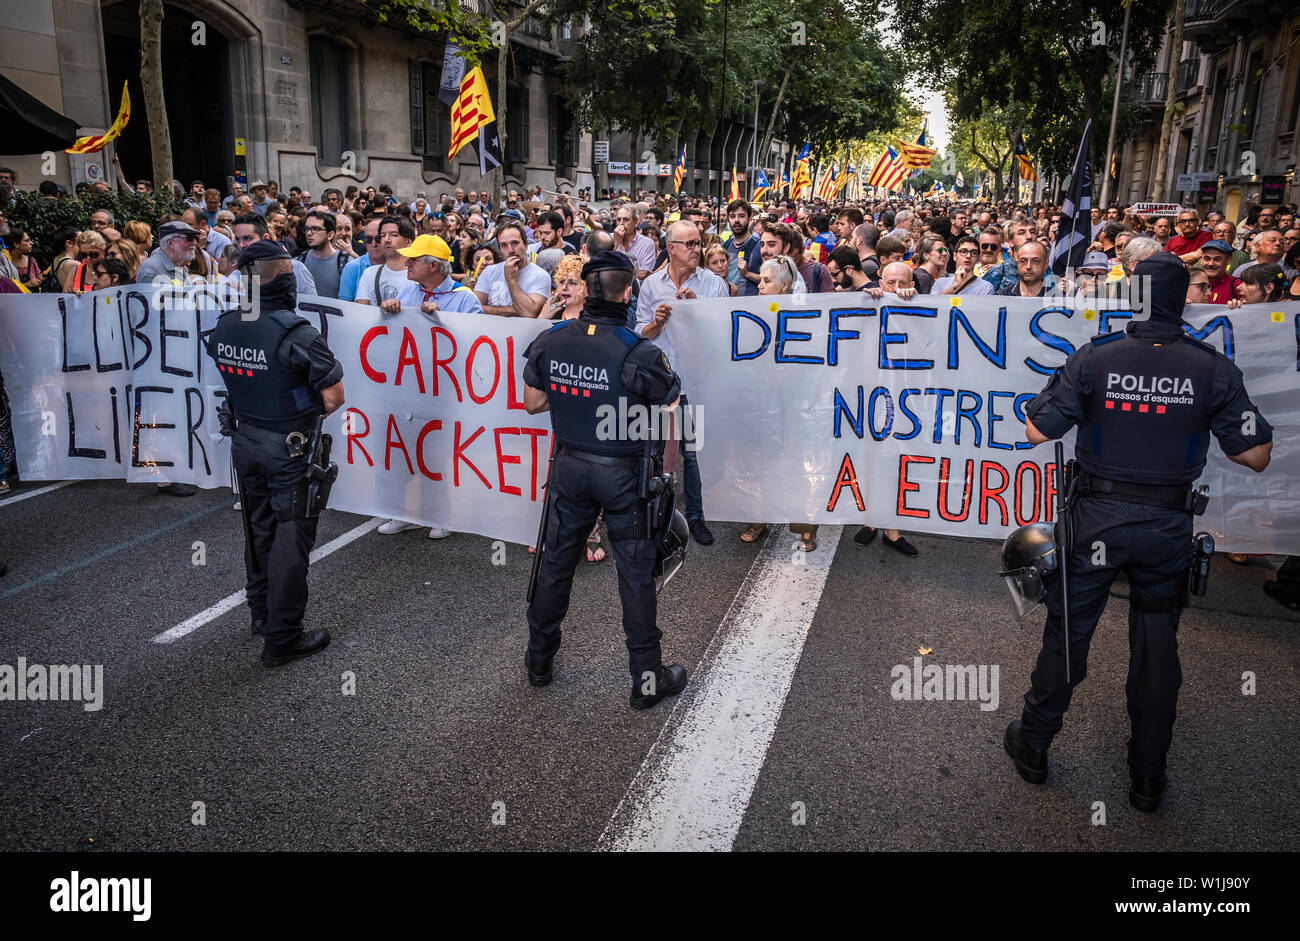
top-left (527, 451), bottom-right (662, 680)
top-left (233, 428), bottom-right (318, 653)
top-left (1020, 497), bottom-right (1192, 778)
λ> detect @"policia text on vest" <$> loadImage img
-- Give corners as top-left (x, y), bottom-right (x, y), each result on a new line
top-left (205, 246), bottom-right (346, 666)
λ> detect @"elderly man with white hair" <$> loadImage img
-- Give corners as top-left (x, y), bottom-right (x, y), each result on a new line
top-left (134, 220), bottom-right (202, 285)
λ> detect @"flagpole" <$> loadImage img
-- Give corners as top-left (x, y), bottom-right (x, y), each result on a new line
top-left (1099, 0), bottom-right (1131, 208)
top-left (717, 0), bottom-right (728, 213)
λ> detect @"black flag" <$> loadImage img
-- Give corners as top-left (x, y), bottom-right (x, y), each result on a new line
top-left (1050, 119), bottom-right (1093, 277)
top-left (476, 120), bottom-right (502, 177)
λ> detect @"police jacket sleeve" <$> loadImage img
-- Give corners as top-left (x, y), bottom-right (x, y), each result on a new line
top-left (1025, 346), bottom-right (1092, 439)
top-left (623, 339), bottom-right (681, 405)
top-left (1207, 355), bottom-right (1273, 455)
top-left (280, 322), bottom-right (344, 391)
top-left (521, 331), bottom-right (548, 390)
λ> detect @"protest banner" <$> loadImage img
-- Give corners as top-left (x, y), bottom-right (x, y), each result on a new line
top-left (0, 287), bottom-right (1296, 552)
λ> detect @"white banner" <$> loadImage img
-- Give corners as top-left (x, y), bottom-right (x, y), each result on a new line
top-left (0, 286), bottom-right (552, 546)
top-left (0, 289), bottom-right (1296, 552)
top-left (672, 293), bottom-right (1299, 555)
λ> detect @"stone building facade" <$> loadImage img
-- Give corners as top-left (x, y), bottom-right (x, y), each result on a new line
top-left (1, 0), bottom-right (788, 202)
top-left (1118, 0), bottom-right (1300, 219)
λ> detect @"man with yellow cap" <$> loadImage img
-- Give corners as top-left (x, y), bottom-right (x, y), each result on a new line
top-left (379, 234), bottom-right (484, 316)
top-left (374, 233), bottom-right (483, 539)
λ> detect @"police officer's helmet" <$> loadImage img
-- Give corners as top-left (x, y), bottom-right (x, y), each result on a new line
top-left (652, 508), bottom-right (690, 594)
top-left (998, 522), bottom-right (1058, 619)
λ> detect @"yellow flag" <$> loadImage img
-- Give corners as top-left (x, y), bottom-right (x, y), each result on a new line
top-left (449, 67), bottom-right (495, 160)
top-left (66, 82), bottom-right (131, 155)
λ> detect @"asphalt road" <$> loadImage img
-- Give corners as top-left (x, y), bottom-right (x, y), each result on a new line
top-left (0, 477), bottom-right (1296, 852)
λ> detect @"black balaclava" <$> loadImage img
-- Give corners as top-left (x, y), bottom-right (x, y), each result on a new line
top-left (1129, 252), bottom-right (1188, 340)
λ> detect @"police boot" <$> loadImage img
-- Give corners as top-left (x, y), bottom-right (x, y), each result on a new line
top-left (1129, 771), bottom-right (1167, 812)
top-left (525, 652), bottom-right (553, 687)
top-left (630, 664), bottom-right (688, 711)
top-left (1004, 720), bottom-right (1048, 784)
top-left (261, 629), bottom-right (330, 667)
top-left (250, 617), bottom-right (266, 637)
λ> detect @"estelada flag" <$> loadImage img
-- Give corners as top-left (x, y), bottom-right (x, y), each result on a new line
top-left (1014, 133), bottom-right (1038, 182)
top-left (789, 142), bottom-right (812, 198)
top-left (65, 82), bottom-right (130, 155)
top-left (673, 145), bottom-right (687, 193)
top-left (751, 168), bottom-right (771, 201)
top-left (730, 164), bottom-right (740, 202)
top-left (449, 66), bottom-right (495, 160)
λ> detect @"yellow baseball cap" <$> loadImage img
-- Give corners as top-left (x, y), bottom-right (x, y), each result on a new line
top-left (397, 234), bottom-right (453, 261)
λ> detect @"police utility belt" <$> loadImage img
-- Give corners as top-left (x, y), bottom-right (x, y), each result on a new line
top-left (561, 446), bottom-right (640, 468)
top-left (1075, 472), bottom-right (1209, 516)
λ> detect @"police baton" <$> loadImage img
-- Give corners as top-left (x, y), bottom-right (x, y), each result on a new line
top-left (1054, 441), bottom-right (1071, 685)
top-left (526, 440), bottom-right (557, 604)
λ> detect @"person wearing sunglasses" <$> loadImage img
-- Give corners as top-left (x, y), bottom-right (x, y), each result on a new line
top-left (337, 218), bottom-right (385, 302)
top-left (912, 234), bottom-right (950, 295)
top-left (134, 221), bottom-right (201, 287)
top-left (975, 226), bottom-right (1004, 277)
top-left (91, 256), bottom-right (133, 290)
top-left (934, 236), bottom-right (994, 295)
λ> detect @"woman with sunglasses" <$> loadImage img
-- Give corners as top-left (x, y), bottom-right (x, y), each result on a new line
top-left (912, 234), bottom-right (949, 294)
top-left (71, 231), bottom-right (107, 293)
top-left (91, 256), bottom-right (133, 290)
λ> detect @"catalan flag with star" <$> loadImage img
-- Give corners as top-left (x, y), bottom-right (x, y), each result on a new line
top-left (448, 66), bottom-right (495, 159)
top-left (751, 168), bottom-right (771, 201)
top-left (1015, 133), bottom-right (1038, 182)
top-left (66, 82), bottom-right (130, 154)
top-left (673, 145), bottom-right (687, 193)
top-left (790, 143), bottom-right (813, 198)
top-left (866, 146), bottom-right (907, 192)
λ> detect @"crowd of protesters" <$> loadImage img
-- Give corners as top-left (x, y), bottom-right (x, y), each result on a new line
top-left (0, 168), bottom-right (1297, 602)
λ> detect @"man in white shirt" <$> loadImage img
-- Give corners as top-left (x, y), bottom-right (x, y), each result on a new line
top-left (354, 215), bottom-right (416, 306)
top-left (612, 204), bottom-right (657, 278)
top-left (635, 220), bottom-right (730, 546)
top-left (473, 221), bottom-right (549, 317)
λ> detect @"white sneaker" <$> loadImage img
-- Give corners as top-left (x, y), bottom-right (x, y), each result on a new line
top-left (378, 519), bottom-right (423, 535)
top-left (427, 527), bottom-right (452, 539)
top-left (233, 500), bottom-right (242, 511)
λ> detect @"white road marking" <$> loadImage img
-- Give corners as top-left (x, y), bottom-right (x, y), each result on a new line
top-left (0, 480), bottom-right (77, 507)
top-left (151, 516), bottom-right (384, 644)
top-left (599, 525), bottom-right (842, 852)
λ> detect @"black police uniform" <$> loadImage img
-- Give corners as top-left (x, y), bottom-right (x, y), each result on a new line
top-left (205, 245), bottom-right (343, 659)
top-left (1017, 253), bottom-right (1272, 786)
top-left (522, 254), bottom-right (681, 687)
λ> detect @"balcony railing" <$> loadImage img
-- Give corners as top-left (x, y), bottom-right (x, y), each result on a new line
top-left (1176, 58), bottom-right (1200, 93)
top-left (1131, 72), bottom-right (1169, 105)
top-left (1186, 0), bottom-right (1238, 21)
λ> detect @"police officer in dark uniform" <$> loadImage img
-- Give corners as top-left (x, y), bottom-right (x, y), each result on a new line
top-left (522, 251), bottom-right (688, 709)
top-left (205, 240), bottom-right (345, 666)
top-left (1004, 252), bottom-right (1273, 810)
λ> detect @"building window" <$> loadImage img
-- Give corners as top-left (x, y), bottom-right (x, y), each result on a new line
top-left (310, 36), bottom-right (352, 166)
top-left (1240, 49), bottom-right (1264, 144)
top-left (410, 62), bottom-right (450, 173)
top-left (507, 83), bottom-right (529, 163)
top-left (548, 95), bottom-right (576, 166)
